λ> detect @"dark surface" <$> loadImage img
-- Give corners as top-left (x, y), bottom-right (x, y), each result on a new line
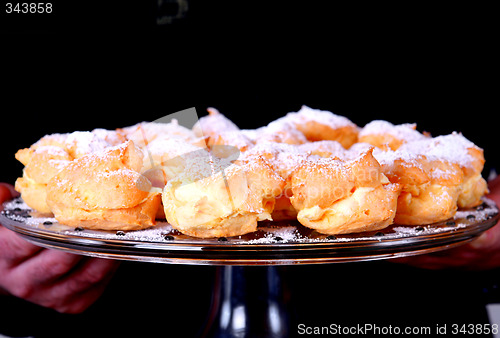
top-left (1, 3), bottom-right (498, 337)
top-left (1, 262), bottom-right (499, 337)
top-left (1, 67), bottom-right (497, 184)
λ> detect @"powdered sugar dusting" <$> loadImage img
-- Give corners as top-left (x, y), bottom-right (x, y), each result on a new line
top-left (291, 105), bottom-right (357, 129)
top-left (245, 226), bottom-right (304, 244)
top-left (372, 147), bottom-right (424, 168)
top-left (243, 142), bottom-right (310, 178)
top-left (31, 129), bottom-right (121, 160)
top-left (146, 137), bottom-right (202, 159)
top-left (359, 120), bottom-right (426, 142)
top-left (65, 131), bottom-right (112, 157)
top-left (399, 132), bottom-right (478, 168)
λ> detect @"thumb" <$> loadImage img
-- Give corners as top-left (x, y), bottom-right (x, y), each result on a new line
top-left (0, 183), bottom-right (17, 205)
top-left (469, 223), bottom-right (500, 250)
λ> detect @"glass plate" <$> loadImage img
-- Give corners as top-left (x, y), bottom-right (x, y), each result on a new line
top-left (1, 197), bottom-right (498, 265)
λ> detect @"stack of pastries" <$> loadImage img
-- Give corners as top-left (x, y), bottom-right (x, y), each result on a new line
top-left (13, 106), bottom-right (489, 238)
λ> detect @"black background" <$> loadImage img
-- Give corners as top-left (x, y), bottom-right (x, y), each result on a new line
top-left (1, 61), bottom-right (497, 184)
top-left (1, 2), bottom-right (497, 183)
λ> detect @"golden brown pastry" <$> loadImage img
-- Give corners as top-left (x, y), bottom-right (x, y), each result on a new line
top-left (242, 142), bottom-right (312, 221)
top-left (120, 120), bottom-right (209, 199)
top-left (255, 120), bottom-right (308, 145)
top-left (289, 149), bottom-right (400, 235)
top-left (398, 133), bottom-right (488, 209)
top-left (64, 130), bottom-right (127, 158)
top-left (298, 140), bottom-right (347, 158)
top-left (192, 107), bottom-right (240, 147)
top-left (119, 120), bottom-right (204, 148)
top-left (193, 108), bottom-right (259, 153)
top-left (12, 106), bottom-right (491, 238)
top-left (162, 154), bottom-right (285, 238)
top-left (15, 146), bottom-right (72, 213)
top-left (46, 141), bottom-right (161, 230)
top-left (211, 130), bottom-right (255, 153)
top-left (141, 138), bottom-right (207, 186)
top-left (14, 129), bottom-right (124, 213)
top-left (358, 120), bottom-right (427, 151)
top-left (276, 105), bottom-right (359, 148)
top-left (373, 148), bottom-right (464, 225)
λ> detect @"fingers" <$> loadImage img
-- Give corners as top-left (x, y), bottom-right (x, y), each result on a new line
top-left (393, 237), bottom-right (500, 271)
top-left (488, 175), bottom-right (500, 193)
top-left (0, 183), bottom-right (16, 205)
top-left (5, 250), bottom-right (84, 299)
top-left (30, 256), bottom-right (120, 314)
top-left (0, 182), bottom-right (120, 314)
top-left (10, 249), bottom-right (85, 288)
top-left (51, 258), bottom-right (120, 314)
top-left (393, 247), bottom-right (478, 270)
top-left (0, 226), bottom-right (44, 267)
top-left (3, 249), bottom-right (120, 313)
top-left (57, 275), bottom-right (113, 314)
top-left (393, 255), bottom-right (447, 270)
top-left (469, 223), bottom-right (500, 249)
top-left (0, 229), bottom-right (119, 311)
top-left (51, 257), bottom-right (120, 299)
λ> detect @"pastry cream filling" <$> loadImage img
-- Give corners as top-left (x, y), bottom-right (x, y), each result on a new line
top-left (21, 171), bottom-right (39, 185)
top-left (168, 171), bottom-right (251, 226)
top-left (15, 173), bottom-right (52, 213)
top-left (458, 173), bottom-right (488, 208)
top-left (299, 187), bottom-right (376, 221)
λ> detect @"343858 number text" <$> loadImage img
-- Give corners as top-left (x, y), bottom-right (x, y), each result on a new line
top-left (6, 3), bottom-right (52, 14)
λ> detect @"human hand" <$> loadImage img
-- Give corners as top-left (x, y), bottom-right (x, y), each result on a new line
top-left (0, 183), bottom-right (120, 313)
top-left (394, 176), bottom-right (500, 270)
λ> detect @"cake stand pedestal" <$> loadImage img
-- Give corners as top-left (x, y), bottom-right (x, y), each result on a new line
top-left (201, 266), bottom-right (292, 338)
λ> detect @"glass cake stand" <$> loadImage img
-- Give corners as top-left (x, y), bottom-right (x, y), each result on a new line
top-left (1, 197), bottom-right (499, 337)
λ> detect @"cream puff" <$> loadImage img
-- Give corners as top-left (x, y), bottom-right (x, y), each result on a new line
top-left (46, 141), bottom-right (161, 230)
top-left (289, 149), bottom-right (400, 235)
top-left (162, 154), bottom-right (285, 238)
